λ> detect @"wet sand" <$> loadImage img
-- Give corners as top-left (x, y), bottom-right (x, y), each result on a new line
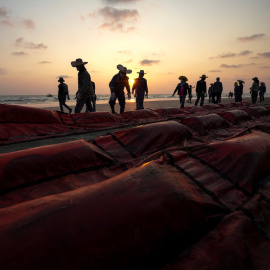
top-left (43, 96), bottom-right (270, 113)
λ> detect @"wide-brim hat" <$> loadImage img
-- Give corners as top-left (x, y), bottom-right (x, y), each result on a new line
top-left (71, 58), bottom-right (88, 67)
top-left (137, 70), bottom-right (146, 75)
top-left (252, 77), bottom-right (258, 81)
top-left (237, 80), bottom-right (245, 83)
top-left (58, 77), bottom-right (65, 82)
top-left (200, 74), bottom-right (208, 78)
top-left (178, 75), bottom-right (188, 81)
top-left (117, 64), bottom-right (132, 74)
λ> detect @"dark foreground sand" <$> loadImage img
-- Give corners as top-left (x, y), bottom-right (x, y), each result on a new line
top-left (43, 96), bottom-right (270, 113)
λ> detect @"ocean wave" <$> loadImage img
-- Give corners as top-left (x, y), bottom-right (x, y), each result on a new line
top-left (0, 93), bottom-right (269, 106)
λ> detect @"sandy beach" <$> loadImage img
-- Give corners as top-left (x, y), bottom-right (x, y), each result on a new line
top-left (43, 96), bottom-right (270, 113)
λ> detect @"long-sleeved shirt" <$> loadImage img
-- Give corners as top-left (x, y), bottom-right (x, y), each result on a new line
top-left (58, 83), bottom-right (69, 96)
top-left (109, 72), bottom-right (130, 94)
top-left (77, 66), bottom-right (94, 99)
top-left (259, 85), bottom-right (266, 93)
top-left (213, 81), bottom-right (223, 93)
top-left (250, 81), bottom-right (259, 92)
top-left (173, 83), bottom-right (189, 96)
top-left (196, 80), bottom-right (207, 94)
top-left (239, 84), bottom-right (244, 95)
top-left (132, 77), bottom-right (148, 94)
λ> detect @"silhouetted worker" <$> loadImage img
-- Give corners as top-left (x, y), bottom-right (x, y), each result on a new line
top-left (172, 75), bottom-right (189, 108)
top-left (212, 77), bottom-right (223, 104)
top-left (132, 70), bottom-right (148, 110)
top-left (71, 58), bottom-right (94, 113)
top-left (208, 83), bottom-right (213, 103)
top-left (57, 77), bottom-right (72, 113)
top-left (234, 82), bottom-right (241, 102)
top-left (86, 81), bottom-right (96, 112)
top-left (109, 64), bottom-right (132, 114)
top-left (250, 77), bottom-right (259, 104)
top-left (187, 85), bottom-right (194, 103)
top-left (195, 74), bottom-right (207, 106)
top-left (259, 82), bottom-right (266, 102)
top-left (237, 80), bottom-right (245, 102)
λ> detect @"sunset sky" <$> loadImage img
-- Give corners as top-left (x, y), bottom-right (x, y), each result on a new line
top-left (0, 0), bottom-right (269, 95)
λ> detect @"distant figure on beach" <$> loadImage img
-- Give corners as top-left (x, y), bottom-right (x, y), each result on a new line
top-left (109, 64), bottom-right (132, 114)
top-left (237, 80), bottom-right (244, 102)
top-left (259, 82), bottom-right (266, 102)
top-left (195, 74), bottom-right (207, 106)
top-left (132, 70), bottom-right (148, 110)
top-left (71, 58), bottom-right (94, 113)
top-left (86, 81), bottom-right (96, 112)
top-left (208, 83), bottom-right (213, 103)
top-left (57, 77), bottom-right (72, 114)
top-left (187, 85), bottom-right (194, 103)
top-left (172, 76), bottom-right (189, 109)
top-left (212, 77), bottom-right (223, 104)
top-left (250, 77), bottom-right (259, 104)
top-left (233, 82), bottom-right (241, 102)
top-left (228, 91), bottom-right (233, 99)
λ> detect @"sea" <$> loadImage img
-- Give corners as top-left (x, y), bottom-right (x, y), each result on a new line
top-left (0, 93), bottom-right (268, 108)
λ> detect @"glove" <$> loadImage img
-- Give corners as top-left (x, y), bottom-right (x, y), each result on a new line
top-left (127, 92), bottom-right (131, 100)
top-left (145, 93), bottom-right (148, 98)
top-left (76, 93), bottom-right (82, 100)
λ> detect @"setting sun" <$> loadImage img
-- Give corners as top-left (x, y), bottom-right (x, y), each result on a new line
top-left (130, 79), bottom-right (135, 84)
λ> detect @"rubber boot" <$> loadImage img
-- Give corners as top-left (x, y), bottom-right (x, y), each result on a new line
top-left (120, 106), bottom-right (125, 114)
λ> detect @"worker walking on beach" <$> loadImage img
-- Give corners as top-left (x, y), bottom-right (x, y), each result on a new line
top-left (208, 83), bottom-right (213, 103)
top-left (250, 77), bottom-right (259, 104)
top-left (57, 77), bottom-right (72, 113)
top-left (187, 85), bottom-right (194, 103)
top-left (259, 82), bottom-right (266, 102)
top-left (86, 81), bottom-right (96, 112)
top-left (195, 74), bottom-right (207, 106)
top-left (237, 80), bottom-right (245, 102)
top-left (71, 58), bottom-right (94, 113)
top-left (172, 75), bottom-right (189, 109)
top-left (212, 77), bottom-right (223, 104)
top-left (109, 64), bottom-right (132, 114)
top-left (132, 70), bottom-right (148, 110)
top-left (234, 82), bottom-right (241, 102)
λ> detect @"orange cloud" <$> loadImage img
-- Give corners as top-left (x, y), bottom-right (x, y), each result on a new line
top-left (237, 34), bottom-right (265, 42)
top-left (96, 6), bottom-right (139, 32)
top-left (11, 51), bottom-right (28, 56)
top-left (0, 19), bottom-right (13, 26)
top-left (0, 68), bottom-right (7, 75)
top-left (38, 61), bottom-right (52, 64)
top-left (257, 52), bottom-right (270, 58)
top-left (56, 75), bottom-right (72, 79)
top-left (0, 7), bottom-right (9, 17)
top-left (139, 59), bottom-right (160, 66)
top-left (103, 0), bottom-right (140, 3)
top-left (15, 37), bottom-right (47, 49)
top-left (209, 70), bottom-right (222, 72)
top-left (23, 19), bottom-right (35, 29)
